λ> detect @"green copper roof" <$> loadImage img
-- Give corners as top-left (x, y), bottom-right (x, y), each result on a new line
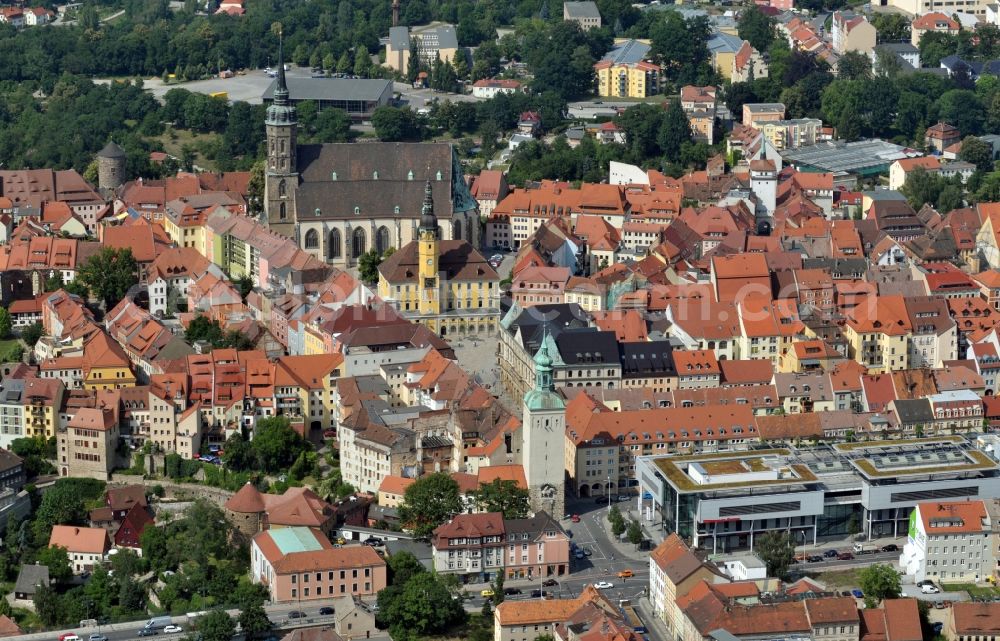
top-left (269, 526), bottom-right (326, 555)
top-left (524, 387), bottom-right (565, 412)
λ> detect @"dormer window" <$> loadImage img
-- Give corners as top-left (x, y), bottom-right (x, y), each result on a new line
top-left (354, 206), bottom-right (360, 215)
top-left (408, 170), bottom-right (414, 180)
top-left (331, 172), bottom-right (338, 181)
top-left (394, 206), bottom-right (400, 214)
top-left (373, 170), bottom-right (379, 180)
top-left (436, 170), bottom-right (443, 181)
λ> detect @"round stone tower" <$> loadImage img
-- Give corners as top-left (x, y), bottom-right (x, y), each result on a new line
top-left (96, 141), bottom-right (126, 194)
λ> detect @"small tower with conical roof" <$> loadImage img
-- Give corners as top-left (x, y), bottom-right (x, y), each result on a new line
top-left (96, 141), bottom-right (126, 195)
top-left (264, 33), bottom-right (298, 234)
top-left (418, 180), bottom-right (441, 319)
top-left (522, 326), bottom-right (566, 518)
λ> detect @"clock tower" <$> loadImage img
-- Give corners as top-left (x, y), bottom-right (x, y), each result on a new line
top-left (417, 180), bottom-right (441, 319)
top-left (264, 36), bottom-right (298, 237)
top-left (522, 328), bottom-right (566, 518)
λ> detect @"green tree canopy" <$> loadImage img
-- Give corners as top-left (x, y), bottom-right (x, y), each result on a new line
top-left (78, 247), bottom-right (139, 309)
top-left (198, 610), bottom-right (237, 641)
top-left (471, 479), bottom-right (531, 519)
top-left (738, 5), bottom-right (776, 53)
top-left (382, 571), bottom-right (466, 640)
top-left (398, 472), bottom-right (463, 538)
top-left (755, 531), bottom-right (795, 580)
top-left (253, 416), bottom-right (309, 474)
top-left (859, 563), bottom-right (902, 606)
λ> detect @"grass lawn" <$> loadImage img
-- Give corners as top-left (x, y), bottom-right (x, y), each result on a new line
top-left (941, 583), bottom-right (1000, 598)
top-left (808, 568), bottom-right (864, 589)
top-left (152, 126), bottom-right (221, 171)
top-left (0, 339), bottom-right (22, 362)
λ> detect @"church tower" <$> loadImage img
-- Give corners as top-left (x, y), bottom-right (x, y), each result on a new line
top-left (522, 329), bottom-right (566, 518)
top-left (264, 36), bottom-right (298, 237)
top-left (417, 180), bottom-right (442, 319)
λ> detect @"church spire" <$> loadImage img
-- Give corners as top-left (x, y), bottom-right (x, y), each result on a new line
top-left (419, 179), bottom-right (438, 236)
top-left (275, 30), bottom-right (289, 106)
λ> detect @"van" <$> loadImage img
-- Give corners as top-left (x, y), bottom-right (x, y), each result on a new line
top-left (145, 616), bottom-right (173, 629)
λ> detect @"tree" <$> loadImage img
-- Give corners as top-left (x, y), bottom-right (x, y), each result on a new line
top-left (471, 479), bottom-right (531, 519)
top-left (960, 135), bottom-right (994, 172)
top-left (77, 247), bottom-right (139, 309)
top-left (237, 589), bottom-right (272, 639)
top-left (221, 432), bottom-right (256, 471)
top-left (838, 51), bottom-right (872, 81)
top-left (406, 40), bottom-right (422, 83)
top-left (755, 531), bottom-right (795, 580)
top-left (738, 5), bottom-right (776, 53)
top-left (36, 545), bottom-right (73, 584)
top-left (312, 108), bottom-right (352, 143)
top-left (937, 89), bottom-right (985, 136)
top-left (21, 322), bottom-right (44, 346)
top-left (398, 472), bottom-right (463, 537)
top-left (383, 571), bottom-right (466, 639)
top-left (35, 583), bottom-right (61, 627)
top-left (859, 563), bottom-right (902, 606)
top-left (353, 49), bottom-right (370, 78)
top-left (492, 570), bottom-right (505, 606)
top-left (0, 308), bottom-right (10, 339)
top-left (358, 248), bottom-right (384, 282)
top-left (253, 416), bottom-right (308, 473)
top-left (872, 13), bottom-right (910, 42)
top-left (658, 99), bottom-right (692, 162)
top-left (199, 610), bottom-right (237, 641)
top-left (387, 551), bottom-right (426, 586)
top-left (847, 514), bottom-right (861, 540)
top-left (626, 519), bottom-right (643, 546)
top-left (372, 106), bottom-right (424, 142)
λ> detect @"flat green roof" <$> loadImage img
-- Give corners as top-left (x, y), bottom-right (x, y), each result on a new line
top-left (270, 527), bottom-right (326, 555)
top-left (652, 449), bottom-right (818, 492)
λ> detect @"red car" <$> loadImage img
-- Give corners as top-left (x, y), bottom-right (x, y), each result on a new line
top-left (570, 514), bottom-right (581, 523)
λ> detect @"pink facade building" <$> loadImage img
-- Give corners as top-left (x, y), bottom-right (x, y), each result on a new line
top-left (251, 526), bottom-right (387, 603)
top-left (432, 511), bottom-right (570, 582)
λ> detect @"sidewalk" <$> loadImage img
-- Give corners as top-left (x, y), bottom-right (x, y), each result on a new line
top-left (635, 595), bottom-right (670, 641)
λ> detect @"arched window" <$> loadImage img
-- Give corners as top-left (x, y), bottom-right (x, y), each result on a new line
top-left (279, 139), bottom-right (285, 154)
top-left (352, 228), bottom-right (366, 258)
top-left (304, 229), bottom-right (318, 249)
top-left (436, 170), bottom-right (442, 181)
top-left (278, 179), bottom-right (286, 198)
top-left (279, 202), bottom-right (286, 220)
top-left (376, 226), bottom-right (391, 255)
top-left (452, 219), bottom-right (462, 241)
top-left (328, 229), bottom-right (342, 259)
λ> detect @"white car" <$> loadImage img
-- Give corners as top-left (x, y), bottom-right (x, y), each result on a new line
top-left (164, 626), bottom-right (183, 634)
top-left (594, 581), bottom-right (614, 589)
top-left (920, 584), bottom-right (941, 594)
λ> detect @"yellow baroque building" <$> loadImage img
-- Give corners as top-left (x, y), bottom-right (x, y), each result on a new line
top-left (377, 182), bottom-right (500, 337)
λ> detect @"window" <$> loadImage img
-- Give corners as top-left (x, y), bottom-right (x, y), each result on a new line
top-left (278, 179), bottom-right (286, 197)
top-left (304, 229), bottom-right (319, 249)
top-left (279, 202), bottom-right (286, 220)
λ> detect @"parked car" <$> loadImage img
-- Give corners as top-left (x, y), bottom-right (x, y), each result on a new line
top-left (570, 514), bottom-right (581, 523)
top-left (917, 579), bottom-right (935, 587)
top-left (921, 584), bottom-right (941, 594)
top-left (163, 626), bottom-right (183, 634)
top-left (823, 550), bottom-right (839, 558)
top-left (837, 552), bottom-right (854, 560)
top-left (594, 496), bottom-right (606, 504)
top-left (480, 588), bottom-right (495, 598)
top-left (319, 607), bottom-right (335, 615)
top-left (575, 551), bottom-right (585, 560)
top-left (89, 635), bottom-right (109, 641)
top-left (504, 588), bottom-right (522, 595)
top-left (881, 544), bottom-right (899, 552)
top-left (807, 555), bottom-right (824, 563)
top-left (617, 569), bottom-right (634, 578)
top-left (137, 631), bottom-right (159, 638)
top-left (932, 622), bottom-right (944, 635)
top-left (594, 581), bottom-right (614, 589)
top-left (583, 548), bottom-right (593, 557)
top-left (530, 590), bottom-right (548, 598)
top-left (60, 635), bottom-right (81, 641)
top-left (851, 589), bottom-right (864, 598)
top-left (288, 611), bottom-right (306, 619)
top-left (617, 495), bottom-right (630, 502)
top-left (542, 579), bottom-right (559, 587)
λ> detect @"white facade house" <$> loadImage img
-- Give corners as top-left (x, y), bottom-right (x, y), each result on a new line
top-left (900, 500), bottom-right (993, 584)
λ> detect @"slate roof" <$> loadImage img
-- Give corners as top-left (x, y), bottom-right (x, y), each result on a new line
top-left (263, 77), bottom-right (392, 102)
top-left (14, 564), bottom-right (49, 596)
